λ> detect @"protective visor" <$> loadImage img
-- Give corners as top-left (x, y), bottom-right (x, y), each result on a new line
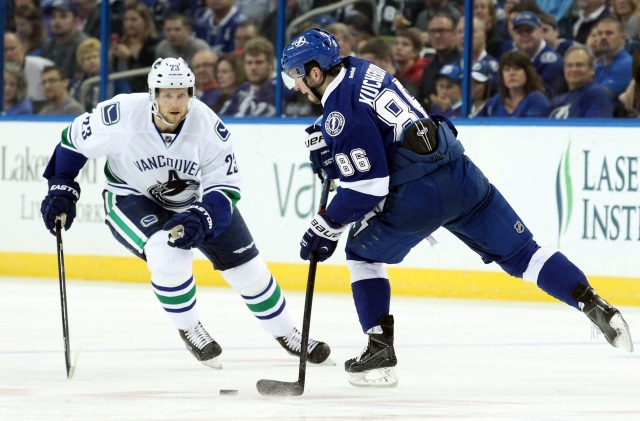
top-left (281, 67), bottom-right (305, 90)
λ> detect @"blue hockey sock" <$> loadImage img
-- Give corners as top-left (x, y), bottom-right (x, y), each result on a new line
top-left (537, 252), bottom-right (590, 309)
top-left (351, 278), bottom-right (391, 332)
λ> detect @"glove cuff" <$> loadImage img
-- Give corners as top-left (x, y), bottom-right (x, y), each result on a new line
top-left (47, 176), bottom-right (81, 201)
top-left (311, 212), bottom-right (346, 241)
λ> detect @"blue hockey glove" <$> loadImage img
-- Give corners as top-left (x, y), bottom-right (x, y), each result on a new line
top-left (163, 204), bottom-right (215, 250)
top-left (304, 124), bottom-right (338, 180)
top-left (40, 176), bottom-right (81, 235)
top-left (300, 211), bottom-right (346, 262)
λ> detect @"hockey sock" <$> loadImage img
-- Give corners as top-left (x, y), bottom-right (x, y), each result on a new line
top-left (351, 278), bottom-right (391, 332)
top-left (145, 232), bottom-right (199, 330)
top-left (222, 256), bottom-right (295, 337)
top-left (524, 248), bottom-right (590, 309)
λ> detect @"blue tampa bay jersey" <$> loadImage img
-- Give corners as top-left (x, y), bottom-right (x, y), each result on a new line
top-left (320, 57), bottom-right (428, 225)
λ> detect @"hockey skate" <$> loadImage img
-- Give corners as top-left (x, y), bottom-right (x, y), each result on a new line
top-left (178, 321), bottom-right (223, 368)
top-left (345, 314), bottom-right (398, 388)
top-left (572, 283), bottom-right (634, 353)
top-left (276, 327), bottom-right (332, 364)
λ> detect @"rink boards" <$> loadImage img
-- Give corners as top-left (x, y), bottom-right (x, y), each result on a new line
top-left (1, 119), bottom-right (639, 305)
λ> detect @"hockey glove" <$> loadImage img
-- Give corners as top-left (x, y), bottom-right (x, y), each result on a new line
top-left (304, 124), bottom-right (338, 181)
top-left (300, 211), bottom-right (346, 262)
top-left (163, 204), bottom-right (215, 250)
top-left (40, 175), bottom-right (81, 235)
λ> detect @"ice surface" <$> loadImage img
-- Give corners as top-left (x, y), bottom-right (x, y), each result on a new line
top-left (0, 277), bottom-right (638, 421)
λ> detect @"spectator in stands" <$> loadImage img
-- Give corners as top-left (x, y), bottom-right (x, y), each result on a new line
top-left (261, 0), bottom-right (309, 47)
top-left (4, 32), bottom-right (54, 113)
top-left (417, 12), bottom-right (460, 112)
top-left (594, 17), bottom-right (633, 96)
top-left (478, 50), bottom-right (550, 117)
top-left (41, 0), bottom-right (89, 81)
top-left (539, 12), bottom-right (576, 58)
top-left (110, 2), bottom-right (159, 93)
top-left (13, 5), bottom-right (46, 56)
top-left (234, 19), bottom-right (259, 54)
top-left (474, 0), bottom-right (505, 58)
top-left (209, 53), bottom-right (246, 114)
top-left (355, 37), bottom-right (414, 97)
top-left (469, 61), bottom-right (495, 117)
top-left (512, 11), bottom-right (565, 97)
top-left (430, 64), bottom-right (463, 118)
top-left (326, 22), bottom-right (355, 58)
top-left (38, 65), bottom-right (85, 116)
top-left (455, 16), bottom-right (499, 84)
top-left (221, 37), bottom-right (275, 117)
top-left (392, 29), bottom-right (430, 90)
top-left (572, 0), bottom-right (612, 44)
top-left (71, 0), bottom-right (100, 39)
top-left (414, 0), bottom-right (461, 32)
top-left (549, 45), bottom-right (614, 118)
top-left (155, 13), bottom-right (210, 66)
top-left (3, 63), bottom-right (33, 115)
top-left (70, 38), bottom-right (131, 113)
top-left (344, 13), bottom-right (377, 53)
top-left (191, 49), bottom-right (219, 109)
top-left (612, 0), bottom-right (640, 44)
top-left (195, 0), bottom-right (248, 55)
top-left (619, 48), bottom-right (640, 116)
top-left (586, 25), bottom-right (602, 58)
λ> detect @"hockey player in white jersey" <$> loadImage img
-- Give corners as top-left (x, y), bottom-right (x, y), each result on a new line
top-left (281, 29), bottom-right (633, 388)
top-left (40, 57), bottom-right (331, 368)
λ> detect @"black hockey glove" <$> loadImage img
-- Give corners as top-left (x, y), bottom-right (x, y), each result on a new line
top-left (300, 211), bottom-right (346, 262)
top-left (163, 204), bottom-right (215, 250)
top-left (304, 123), bottom-right (338, 181)
top-left (40, 175), bottom-right (81, 235)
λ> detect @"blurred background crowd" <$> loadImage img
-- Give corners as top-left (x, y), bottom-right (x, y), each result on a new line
top-left (3, 0), bottom-right (640, 119)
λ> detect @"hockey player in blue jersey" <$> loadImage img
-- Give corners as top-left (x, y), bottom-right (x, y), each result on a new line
top-left (39, 57), bottom-right (331, 370)
top-left (281, 28), bottom-right (634, 388)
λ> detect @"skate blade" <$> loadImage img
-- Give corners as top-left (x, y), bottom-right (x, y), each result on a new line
top-left (347, 367), bottom-right (398, 388)
top-left (202, 357), bottom-right (222, 369)
top-left (610, 313), bottom-right (634, 353)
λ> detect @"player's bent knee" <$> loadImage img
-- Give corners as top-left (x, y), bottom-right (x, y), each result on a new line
top-left (221, 255), bottom-right (271, 292)
top-left (347, 260), bottom-right (388, 284)
top-left (145, 231), bottom-right (193, 281)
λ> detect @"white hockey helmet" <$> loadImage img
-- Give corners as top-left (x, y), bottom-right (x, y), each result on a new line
top-left (148, 57), bottom-right (195, 100)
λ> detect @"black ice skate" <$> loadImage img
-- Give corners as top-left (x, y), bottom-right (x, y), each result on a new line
top-left (276, 327), bottom-right (332, 364)
top-left (178, 321), bottom-right (223, 368)
top-left (572, 283), bottom-right (634, 353)
top-left (345, 314), bottom-right (398, 388)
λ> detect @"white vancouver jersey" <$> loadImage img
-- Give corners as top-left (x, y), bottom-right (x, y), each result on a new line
top-left (60, 93), bottom-right (241, 212)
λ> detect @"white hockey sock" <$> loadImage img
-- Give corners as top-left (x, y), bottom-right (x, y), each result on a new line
top-left (222, 256), bottom-right (295, 337)
top-left (145, 232), bottom-right (199, 330)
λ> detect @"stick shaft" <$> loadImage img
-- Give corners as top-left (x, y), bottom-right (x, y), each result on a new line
top-left (56, 220), bottom-right (71, 378)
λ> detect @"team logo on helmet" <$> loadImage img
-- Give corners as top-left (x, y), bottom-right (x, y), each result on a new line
top-left (147, 169), bottom-right (200, 209)
top-left (292, 36), bottom-right (308, 48)
top-left (324, 112), bottom-right (345, 136)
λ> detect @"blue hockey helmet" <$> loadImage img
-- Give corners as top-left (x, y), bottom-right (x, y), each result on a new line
top-left (281, 28), bottom-right (342, 89)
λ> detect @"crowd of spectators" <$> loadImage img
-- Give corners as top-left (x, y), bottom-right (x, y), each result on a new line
top-left (3, 0), bottom-right (640, 119)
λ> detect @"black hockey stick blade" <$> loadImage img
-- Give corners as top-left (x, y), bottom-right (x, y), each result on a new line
top-left (256, 379), bottom-right (304, 396)
top-left (56, 219), bottom-right (73, 379)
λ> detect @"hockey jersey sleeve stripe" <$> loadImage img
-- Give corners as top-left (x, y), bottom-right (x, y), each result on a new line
top-left (340, 176), bottom-right (389, 197)
top-left (203, 185), bottom-right (241, 208)
top-left (60, 126), bottom-right (78, 151)
top-left (104, 160), bottom-right (127, 185)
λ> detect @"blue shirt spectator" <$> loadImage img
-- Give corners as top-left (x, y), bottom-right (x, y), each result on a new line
top-left (594, 18), bottom-right (633, 96)
top-left (3, 63), bottom-right (33, 115)
top-left (512, 12), bottom-right (565, 97)
top-left (549, 82), bottom-right (614, 118)
top-left (194, 1), bottom-right (247, 55)
top-left (477, 50), bottom-right (550, 118)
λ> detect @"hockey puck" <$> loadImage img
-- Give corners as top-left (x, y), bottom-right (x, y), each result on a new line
top-left (219, 389), bottom-right (238, 396)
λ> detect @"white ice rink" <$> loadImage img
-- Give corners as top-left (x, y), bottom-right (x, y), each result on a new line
top-left (1, 276), bottom-right (638, 421)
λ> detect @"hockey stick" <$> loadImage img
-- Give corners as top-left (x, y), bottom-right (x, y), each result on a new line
top-left (55, 218), bottom-right (75, 379)
top-left (256, 177), bottom-right (331, 396)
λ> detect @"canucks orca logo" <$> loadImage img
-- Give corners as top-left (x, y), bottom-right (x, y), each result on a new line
top-left (147, 169), bottom-right (200, 209)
